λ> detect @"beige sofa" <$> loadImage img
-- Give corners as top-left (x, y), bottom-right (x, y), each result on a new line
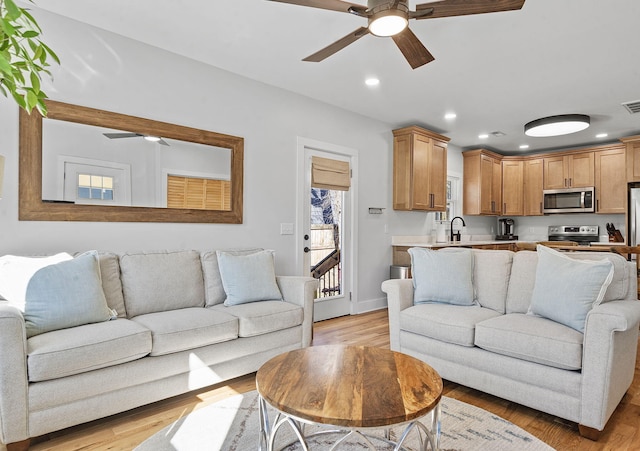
top-left (382, 247), bottom-right (640, 439)
top-left (0, 249), bottom-right (317, 450)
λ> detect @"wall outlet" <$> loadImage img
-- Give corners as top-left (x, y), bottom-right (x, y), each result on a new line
top-left (280, 223), bottom-right (294, 235)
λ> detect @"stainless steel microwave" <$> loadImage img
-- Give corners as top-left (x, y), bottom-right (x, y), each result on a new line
top-left (542, 187), bottom-right (595, 214)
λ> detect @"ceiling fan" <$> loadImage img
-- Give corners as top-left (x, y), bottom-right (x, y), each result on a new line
top-left (267, 0), bottom-right (525, 69)
top-left (103, 132), bottom-right (170, 146)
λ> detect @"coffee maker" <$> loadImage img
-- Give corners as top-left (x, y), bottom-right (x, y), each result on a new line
top-left (496, 218), bottom-right (517, 240)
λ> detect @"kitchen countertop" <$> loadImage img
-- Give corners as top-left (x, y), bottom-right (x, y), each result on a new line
top-left (392, 236), bottom-right (626, 248)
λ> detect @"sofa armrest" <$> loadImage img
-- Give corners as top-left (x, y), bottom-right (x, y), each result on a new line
top-left (0, 303), bottom-right (29, 445)
top-left (580, 299), bottom-right (640, 430)
top-left (381, 279), bottom-right (414, 351)
top-left (276, 276), bottom-right (318, 348)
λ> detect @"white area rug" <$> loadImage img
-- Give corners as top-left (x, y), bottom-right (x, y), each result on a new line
top-left (135, 391), bottom-right (555, 450)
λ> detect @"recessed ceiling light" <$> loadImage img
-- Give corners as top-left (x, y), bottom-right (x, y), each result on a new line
top-left (596, 133), bottom-right (608, 138)
top-left (365, 77), bottom-right (380, 87)
top-left (519, 144), bottom-right (530, 150)
top-left (478, 134), bottom-right (489, 139)
top-left (444, 113), bottom-right (457, 120)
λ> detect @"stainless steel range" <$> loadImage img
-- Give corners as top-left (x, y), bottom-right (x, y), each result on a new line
top-left (547, 225), bottom-right (599, 245)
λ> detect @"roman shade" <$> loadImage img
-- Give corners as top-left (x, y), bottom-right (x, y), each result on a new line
top-left (311, 156), bottom-right (350, 191)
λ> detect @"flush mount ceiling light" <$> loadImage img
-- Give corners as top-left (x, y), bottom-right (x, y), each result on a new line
top-left (524, 114), bottom-right (590, 137)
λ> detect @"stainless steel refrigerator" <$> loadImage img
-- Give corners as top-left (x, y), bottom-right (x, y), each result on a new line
top-left (628, 184), bottom-right (640, 246)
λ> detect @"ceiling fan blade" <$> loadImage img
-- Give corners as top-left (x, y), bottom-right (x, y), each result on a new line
top-left (303, 26), bottom-right (370, 62)
top-left (158, 138), bottom-right (170, 146)
top-left (103, 132), bottom-right (141, 139)
top-left (414, 0), bottom-right (525, 19)
top-left (266, 0), bottom-right (366, 14)
top-left (391, 27), bottom-right (435, 69)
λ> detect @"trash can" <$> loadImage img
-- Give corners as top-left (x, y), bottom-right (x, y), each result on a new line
top-left (390, 265), bottom-right (411, 279)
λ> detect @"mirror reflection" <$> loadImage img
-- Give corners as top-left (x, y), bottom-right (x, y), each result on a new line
top-left (19, 100), bottom-right (244, 224)
top-left (42, 120), bottom-right (231, 210)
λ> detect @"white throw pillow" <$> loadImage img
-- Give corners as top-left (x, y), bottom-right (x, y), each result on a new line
top-left (217, 250), bottom-right (283, 306)
top-left (529, 245), bottom-right (614, 332)
top-left (409, 247), bottom-right (475, 306)
top-left (0, 252), bottom-right (73, 311)
top-left (23, 251), bottom-right (115, 337)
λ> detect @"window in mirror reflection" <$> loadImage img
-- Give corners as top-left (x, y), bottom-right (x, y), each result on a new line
top-left (77, 174), bottom-right (114, 201)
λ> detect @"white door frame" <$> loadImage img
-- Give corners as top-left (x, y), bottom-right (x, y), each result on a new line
top-left (296, 137), bottom-right (359, 320)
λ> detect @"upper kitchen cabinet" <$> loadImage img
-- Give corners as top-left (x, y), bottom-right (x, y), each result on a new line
top-left (543, 152), bottom-right (594, 189)
top-left (393, 126), bottom-right (450, 211)
top-left (463, 149), bottom-right (502, 215)
top-left (595, 144), bottom-right (626, 214)
top-left (502, 159), bottom-right (524, 216)
top-left (523, 158), bottom-right (544, 216)
top-left (622, 135), bottom-right (640, 182)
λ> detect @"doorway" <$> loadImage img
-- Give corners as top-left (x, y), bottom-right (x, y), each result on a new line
top-left (297, 138), bottom-right (358, 322)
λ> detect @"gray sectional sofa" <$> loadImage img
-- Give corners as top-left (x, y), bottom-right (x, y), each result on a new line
top-left (0, 249), bottom-right (317, 450)
top-left (382, 247), bottom-right (640, 439)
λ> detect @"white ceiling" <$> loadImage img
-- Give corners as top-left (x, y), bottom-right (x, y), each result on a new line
top-left (36, 0), bottom-right (640, 154)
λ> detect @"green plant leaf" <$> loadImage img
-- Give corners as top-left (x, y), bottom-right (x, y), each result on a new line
top-left (29, 70), bottom-right (39, 91)
top-left (22, 30), bottom-right (38, 38)
top-left (3, 0), bottom-right (22, 21)
top-left (0, 18), bottom-right (17, 36)
top-left (0, 54), bottom-right (12, 75)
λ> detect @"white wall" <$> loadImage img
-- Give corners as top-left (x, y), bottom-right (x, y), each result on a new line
top-left (0, 8), bottom-right (429, 313)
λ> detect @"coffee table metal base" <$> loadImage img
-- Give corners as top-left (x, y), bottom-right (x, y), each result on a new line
top-left (258, 395), bottom-right (441, 451)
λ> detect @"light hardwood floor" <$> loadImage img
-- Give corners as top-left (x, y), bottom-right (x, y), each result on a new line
top-left (29, 309), bottom-right (640, 450)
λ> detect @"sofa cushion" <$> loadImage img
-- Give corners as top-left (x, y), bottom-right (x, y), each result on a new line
top-left (120, 250), bottom-right (205, 317)
top-left (24, 251), bottom-right (115, 338)
top-left (409, 247), bottom-right (475, 306)
top-left (529, 245), bottom-right (613, 332)
top-left (400, 304), bottom-right (501, 347)
top-left (475, 313), bottom-right (584, 370)
top-left (201, 248), bottom-right (263, 306)
top-left (131, 307), bottom-right (238, 356)
top-left (217, 250), bottom-right (283, 306)
top-left (209, 301), bottom-right (303, 337)
top-left (27, 318), bottom-right (151, 382)
top-left (97, 252), bottom-right (127, 317)
top-left (563, 251), bottom-right (630, 303)
top-left (471, 249), bottom-right (513, 314)
top-left (0, 252), bottom-right (72, 310)
top-left (505, 251), bottom-right (538, 314)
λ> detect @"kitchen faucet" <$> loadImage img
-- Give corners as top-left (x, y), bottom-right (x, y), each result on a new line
top-left (450, 216), bottom-right (466, 242)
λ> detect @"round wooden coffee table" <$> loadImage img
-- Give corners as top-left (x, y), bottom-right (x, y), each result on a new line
top-left (256, 345), bottom-right (443, 450)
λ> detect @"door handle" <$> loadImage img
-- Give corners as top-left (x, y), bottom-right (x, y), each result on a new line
top-left (304, 247), bottom-right (311, 253)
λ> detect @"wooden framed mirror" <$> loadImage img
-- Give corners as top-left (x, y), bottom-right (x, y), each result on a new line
top-left (19, 100), bottom-right (243, 223)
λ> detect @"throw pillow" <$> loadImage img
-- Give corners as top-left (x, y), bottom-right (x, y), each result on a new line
top-left (529, 245), bottom-right (614, 332)
top-left (0, 252), bottom-right (73, 311)
top-left (24, 251), bottom-right (115, 337)
top-left (217, 250), bottom-right (283, 306)
top-left (408, 247), bottom-right (475, 306)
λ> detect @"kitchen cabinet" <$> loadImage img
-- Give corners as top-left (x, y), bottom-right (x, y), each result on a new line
top-left (502, 159), bottom-right (524, 216)
top-left (543, 152), bottom-right (594, 189)
top-left (523, 158), bottom-right (544, 216)
top-left (622, 135), bottom-right (640, 182)
top-left (463, 149), bottom-right (502, 215)
top-left (393, 126), bottom-right (449, 211)
top-left (595, 145), bottom-right (626, 214)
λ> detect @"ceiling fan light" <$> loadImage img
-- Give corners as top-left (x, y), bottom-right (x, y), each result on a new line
top-left (524, 114), bottom-right (590, 137)
top-left (369, 11), bottom-right (408, 37)
top-left (144, 135), bottom-right (162, 142)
